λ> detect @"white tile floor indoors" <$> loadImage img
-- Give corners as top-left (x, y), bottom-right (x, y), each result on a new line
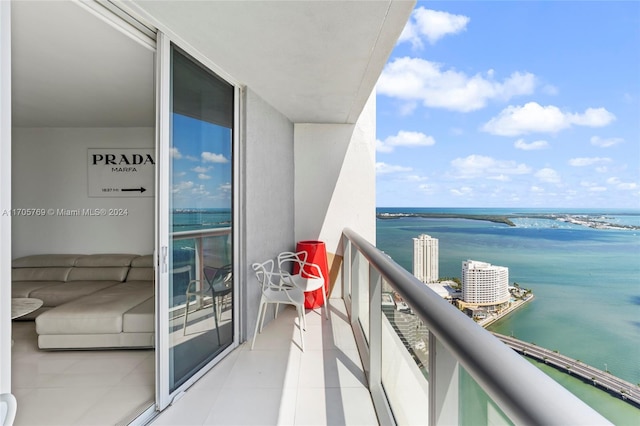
top-left (11, 321), bottom-right (155, 426)
top-left (11, 299), bottom-right (377, 426)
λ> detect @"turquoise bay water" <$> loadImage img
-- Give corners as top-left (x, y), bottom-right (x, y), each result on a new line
top-left (376, 208), bottom-right (640, 424)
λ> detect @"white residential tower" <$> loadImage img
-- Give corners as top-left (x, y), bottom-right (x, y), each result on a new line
top-left (413, 234), bottom-right (439, 283)
top-left (462, 260), bottom-right (510, 306)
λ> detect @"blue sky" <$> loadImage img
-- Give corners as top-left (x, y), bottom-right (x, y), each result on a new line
top-left (376, 1), bottom-right (640, 209)
top-left (171, 114), bottom-right (232, 209)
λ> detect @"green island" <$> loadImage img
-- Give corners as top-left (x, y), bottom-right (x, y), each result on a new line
top-left (376, 212), bottom-right (516, 226)
top-left (376, 212), bottom-right (640, 230)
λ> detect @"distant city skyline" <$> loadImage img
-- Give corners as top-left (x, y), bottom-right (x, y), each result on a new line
top-left (376, 1), bottom-right (640, 209)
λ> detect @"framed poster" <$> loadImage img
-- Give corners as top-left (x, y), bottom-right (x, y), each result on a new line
top-left (88, 148), bottom-right (155, 197)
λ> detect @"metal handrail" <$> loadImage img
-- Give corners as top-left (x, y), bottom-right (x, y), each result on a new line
top-left (343, 228), bottom-right (610, 426)
top-left (172, 227), bottom-right (231, 240)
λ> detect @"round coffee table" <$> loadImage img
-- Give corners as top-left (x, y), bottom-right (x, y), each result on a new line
top-left (11, 298), bottom-right (43, 319)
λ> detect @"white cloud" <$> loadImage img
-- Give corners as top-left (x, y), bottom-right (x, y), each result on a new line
top-left (488, 174), bottom-right (510, 182)
top-left (530, 186), bottom-right (545, 193)
top-left (617, 182), bottom-right (638, 190)
top-left (514, 139), bottom-right (549, 150)
top-left (590, 136), bottom-right (624, 147)
top-left (376, 162), bottom-right (412, 175)
top-left (399, 8), bottom-right (470, 48)
top-left (399, 101), bottom-right (418, 116)
top-left (198, 173), bottom-right (211, 180)
top-left (451, 186), bottom-right (473, 196)
top-left (450, 155), bottom-right (531, 179)
top-left (404, 175), bottom-right (429, 182)
top-left (482, 102), bottom-right (616, 136)
top-left (450, 186), bottom-right (473, 197)
top-left (171, 181), bottom-right (194, 194)
top-left (418, 183), bottom-right (436, 193)
top-left (378, 57), bottom-right (536, 112)
top-left (192, 166), bottom-right (210, 173)
top-left (568, 157), bottom-right (612, 167)
top-left (607, 177), bottom-right (638, 190)
top-left (377, 130), bottom-right (435, 153)
top-left (170, 147), bottom-right (182, 159)
top-left (201, 152), bottom-right (229, 163)
top-left (588, 186), bottom-right (607, 192)
top-left (191, 184), bottom-right (210, 196)
top-left (535, 168), bottom-right (561, 183)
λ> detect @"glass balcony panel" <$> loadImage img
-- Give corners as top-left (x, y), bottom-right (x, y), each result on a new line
top-left (459, 367), bottom-right (514, 425)
top-left (355, 250), bottom-right (370, 343)
top-left (170, 231), bottom-right (233, 391)
top-left (381, 282), bottom-right (429, 424)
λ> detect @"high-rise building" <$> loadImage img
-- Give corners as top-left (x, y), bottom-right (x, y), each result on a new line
top-left (461, 260), bottom-right (510, 306)
top-left (413, 234), bottom-right (439, 283)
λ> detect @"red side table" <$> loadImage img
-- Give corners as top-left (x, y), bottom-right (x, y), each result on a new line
top-left (294, 240), bottom-right (329, 309)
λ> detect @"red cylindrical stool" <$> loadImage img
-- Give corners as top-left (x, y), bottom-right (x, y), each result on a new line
top-left (294, 240), bottom-right (329, 309)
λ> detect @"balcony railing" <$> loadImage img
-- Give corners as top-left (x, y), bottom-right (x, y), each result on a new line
top-left (171, 227), bottom-right (231, 311)
top-left (341, 228), bottom-right (611, 426)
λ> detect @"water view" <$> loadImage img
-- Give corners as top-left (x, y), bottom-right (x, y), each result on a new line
top-left (376, 207), bottom-right (640, 424)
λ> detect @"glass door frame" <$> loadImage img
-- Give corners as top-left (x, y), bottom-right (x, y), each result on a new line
top-left (0, 0), bottom-right (12, 397)
top-left (155, 31), bottom-right (242, 411)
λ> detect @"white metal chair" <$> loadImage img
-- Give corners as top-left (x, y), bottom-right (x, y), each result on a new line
top-left (251, 259), bottom-right (306, 351)
top-left (0, 393), bottom-right (17, 426)
top-left (277, 251), bottom-right (329, 319)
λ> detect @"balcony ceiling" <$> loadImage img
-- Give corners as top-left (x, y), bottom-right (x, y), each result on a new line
top-left (11, 1), bottom-right (413, 127)
top-left (129, 0), bottom-right (413, 124)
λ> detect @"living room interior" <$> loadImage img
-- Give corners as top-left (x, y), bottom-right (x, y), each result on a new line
top-left (11, 2), bottom-right (156, 424)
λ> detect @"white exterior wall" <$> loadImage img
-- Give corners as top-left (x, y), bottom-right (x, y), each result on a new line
top-left (243, 88), bottom-right (295, 339)
top-left (11, 127), bottom-right (155, 258)
top-left (462, 260), bottom-right (510, 305)
top-left (294, 93), bottom-right (376, 296)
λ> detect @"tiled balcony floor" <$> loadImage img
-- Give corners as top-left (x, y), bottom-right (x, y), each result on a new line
top-left (150, 298), bottom-right (379, 426)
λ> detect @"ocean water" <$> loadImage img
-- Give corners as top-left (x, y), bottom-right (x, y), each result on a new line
top-left (376, 208), bottom-right (640, 424)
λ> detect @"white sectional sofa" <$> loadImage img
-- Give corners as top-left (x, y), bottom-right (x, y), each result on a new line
top-left (12, 253), bottom-right (154, 350)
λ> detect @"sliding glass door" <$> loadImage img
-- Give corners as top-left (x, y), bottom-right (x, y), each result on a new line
top-left (157, 35), bottom-right (236, 407)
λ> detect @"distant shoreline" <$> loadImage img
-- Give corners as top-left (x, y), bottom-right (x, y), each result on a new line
top-left (376, 212), bottom-right (640, 230)
top-left (377, 212), bottom-right (516, 226)
top-left (478, 295), bottom-right (534, 328)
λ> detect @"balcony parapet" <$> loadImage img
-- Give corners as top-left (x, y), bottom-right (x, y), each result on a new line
top-left (342, 228), bottom-right (611, 425)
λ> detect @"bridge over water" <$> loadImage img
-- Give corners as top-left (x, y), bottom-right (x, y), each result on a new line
top-left (494, 333), bottom-right (640, 408)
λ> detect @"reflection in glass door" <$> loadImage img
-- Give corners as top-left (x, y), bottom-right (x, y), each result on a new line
top-left (167, 45), bottom-right (234, 392)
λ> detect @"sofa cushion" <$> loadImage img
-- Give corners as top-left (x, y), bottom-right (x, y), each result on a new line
top-left (12, 254), bottom-right (81, 268)
top-left (66, 267), bottom-right (129, 282)
top-left (131, 255), bottom-right (154, 268)
top-left (12, 281), bottom-right (66, 298)
top-left (30, 280), bottom-right (123, 307)
top-left (126, 255), bottom-right (154, 281)
top-left (38, 332), bottom-right (154, 349)
top-left (36, 282), bottom-right (154, 335)
top-left (12, 267), bottom-right (72, 282)
top-left (123, 297), bottom-right (154, 333)
top-left (126, 267), bottom-right (154, 282)
top-left (74, 254), bottom-right (138, 267)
